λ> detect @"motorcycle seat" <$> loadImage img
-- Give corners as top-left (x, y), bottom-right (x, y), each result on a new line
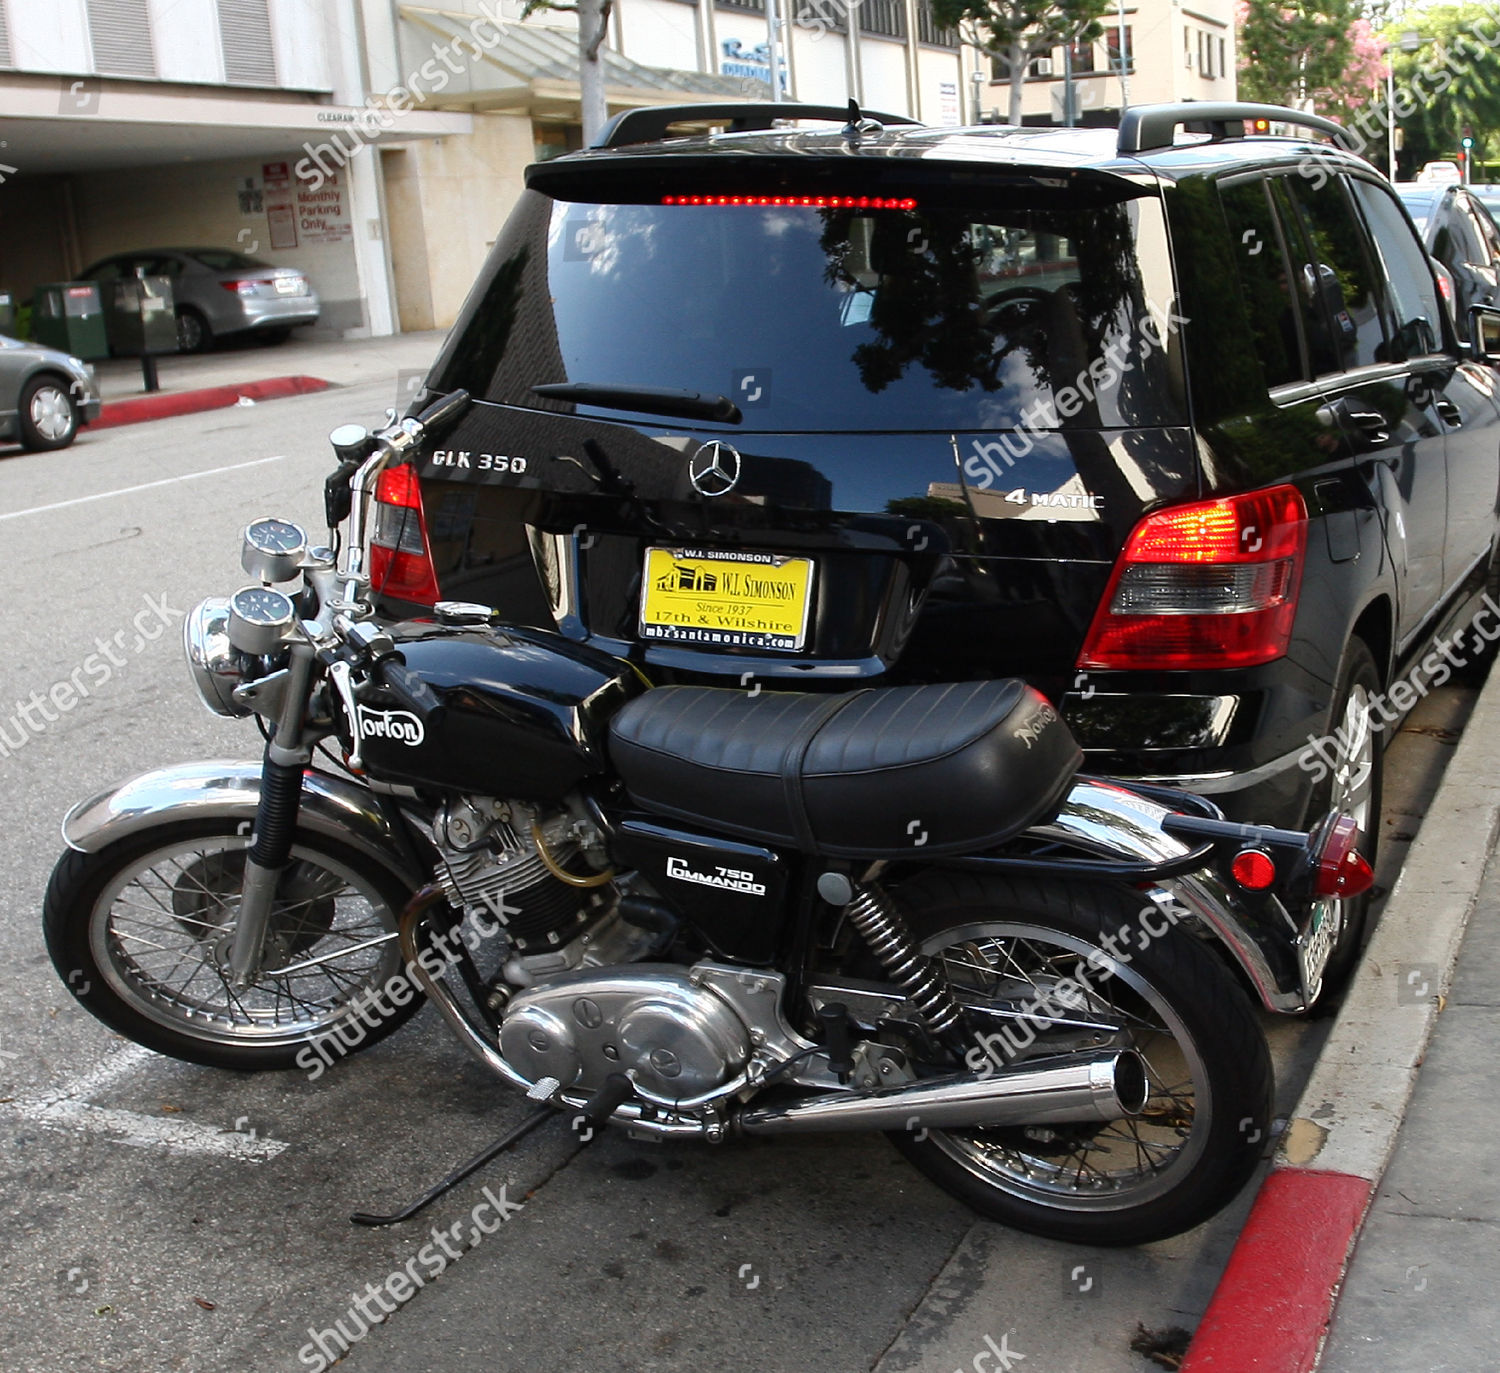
top-left (608, 680), bottom-right (1081, 858)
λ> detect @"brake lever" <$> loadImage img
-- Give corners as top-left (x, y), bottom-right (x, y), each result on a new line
top-left (327, 659), bottom-right (364, 770)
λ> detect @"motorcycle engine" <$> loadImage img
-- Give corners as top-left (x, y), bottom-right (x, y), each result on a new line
top-left (498, 968), bottom-right (752, 1099)
top-left (430, 797), bottom-right (609, 954)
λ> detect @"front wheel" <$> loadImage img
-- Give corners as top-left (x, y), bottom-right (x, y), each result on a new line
top-left (18, 375), bottom-right (79, 450)
top-left (885, 873), bottom-right (1273, 1246)
top-left (44, 820), bottom-right (421, 1071)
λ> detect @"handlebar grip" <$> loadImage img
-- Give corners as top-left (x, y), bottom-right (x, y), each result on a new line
top-left (414, 387), bottom-right (470, 434)
top-left (378, 658), bottom-right (445, 723)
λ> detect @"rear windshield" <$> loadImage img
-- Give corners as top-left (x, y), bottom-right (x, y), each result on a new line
top-left (435, 181), bottom-right (1186, 432)
top-left (1395, 192), bottom-right (1435, 233)
top-left (190, 250), bottom-right (271, 271)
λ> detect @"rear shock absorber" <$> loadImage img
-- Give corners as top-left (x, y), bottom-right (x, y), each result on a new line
top-left (840, 881), bottom-right (962, 1036)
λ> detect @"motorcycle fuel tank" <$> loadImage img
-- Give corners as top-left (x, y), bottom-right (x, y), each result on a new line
top-left (346, 622), bottom-right (645, 801)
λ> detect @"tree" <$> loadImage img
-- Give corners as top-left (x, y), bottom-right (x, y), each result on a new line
top-left (523, 0), bottom-right (612, 144)
top-left (1383, 4), bottom-right (1500, 171)
top-left (931, 0), bottom-right (1110, 127)
top-left (1236, 0), bottom-right (1383, 117)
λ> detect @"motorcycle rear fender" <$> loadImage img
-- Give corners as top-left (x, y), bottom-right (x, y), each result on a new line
top-left (60, 760), bottom-right (427, 890)
top-left (1029, 778), bottom-right (1310, 1013)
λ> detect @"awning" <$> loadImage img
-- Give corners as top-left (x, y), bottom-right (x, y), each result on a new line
top-left (398, 6), bottom-right (765, 119)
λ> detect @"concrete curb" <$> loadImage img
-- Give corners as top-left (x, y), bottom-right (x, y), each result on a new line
top-left (90, 374), bottom-right (331, 429)
top-left (1180, 663), bottom-right (1500, 1372)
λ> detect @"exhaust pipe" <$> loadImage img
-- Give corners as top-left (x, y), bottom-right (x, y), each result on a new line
top-left (738, 1049), bottom-right (1148, 1136)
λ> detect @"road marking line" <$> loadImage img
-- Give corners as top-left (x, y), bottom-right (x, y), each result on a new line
top-left (0, 455), bottom-right (288, 523)
top-left (3, 1044), bottom-right (288, 1162)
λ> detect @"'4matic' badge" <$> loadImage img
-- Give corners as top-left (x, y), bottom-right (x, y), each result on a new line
top-left (357, 706), bottom-right (425, 747)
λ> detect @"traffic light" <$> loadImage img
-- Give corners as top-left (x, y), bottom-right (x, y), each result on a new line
top-left (1462, 125), bottom-right (1475, 150)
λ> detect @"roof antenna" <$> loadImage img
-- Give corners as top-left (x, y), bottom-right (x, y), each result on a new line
top-left (843, 97), bottom-right (882, 143)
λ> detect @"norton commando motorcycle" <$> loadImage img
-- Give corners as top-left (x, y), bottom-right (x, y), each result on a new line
top-left (44, 391), bottom-right (1373, 1246)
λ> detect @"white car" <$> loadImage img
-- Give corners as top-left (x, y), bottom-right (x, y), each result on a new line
top-left (1416, 160), bottom-right (1463, 185)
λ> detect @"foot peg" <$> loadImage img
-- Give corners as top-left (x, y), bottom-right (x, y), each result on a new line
top-left (818, 1002), bottom-right (856, 1084)
top-left (574, 1072), bottom-right (636, 1135)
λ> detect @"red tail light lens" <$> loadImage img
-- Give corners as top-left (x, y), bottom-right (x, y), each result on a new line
top-left (1312, 814), bottom-right (1374, 899)
top-left (219, 278), bottom-right (259, 295)
top-left (369, 464), bottom-right (440, 606)
top-left (1078, 485), bottom-right (1308, 670)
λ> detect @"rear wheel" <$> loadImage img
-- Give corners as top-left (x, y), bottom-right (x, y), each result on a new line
top-left (44, 820), bottom-right (420, 1070)
top-left (885, 873), bottom-right (1273, 1246)
top-left (176, 306), bottom-right (212, 353)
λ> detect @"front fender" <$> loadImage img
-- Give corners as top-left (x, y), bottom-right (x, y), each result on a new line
top-left (61, 760), bottom-right (426, 889)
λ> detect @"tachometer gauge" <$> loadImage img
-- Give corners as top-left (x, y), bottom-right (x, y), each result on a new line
top-left (242, 517), bottom-right (307, 583)
top-left (227, 585), bottom-right (296, 655)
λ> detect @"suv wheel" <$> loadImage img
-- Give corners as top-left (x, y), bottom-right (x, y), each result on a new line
top-left (1307, 637), bottom-right (1382, 1004)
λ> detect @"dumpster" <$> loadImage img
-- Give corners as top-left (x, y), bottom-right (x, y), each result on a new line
top-left (105, 275), bottom-right (179, 356)
top-left (0, 290), bottom-right (15, 337)
top-left (31, 282), bottom-right (108, 359)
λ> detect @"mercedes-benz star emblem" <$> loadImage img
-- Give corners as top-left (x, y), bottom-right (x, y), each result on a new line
top-left (688, 440), bottom-right (742, 497)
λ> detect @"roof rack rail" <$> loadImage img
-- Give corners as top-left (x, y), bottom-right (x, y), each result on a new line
top-left (1117, 102), bottom-right (1359, 156)
top-left (593, 101), bottom-right (921, 150)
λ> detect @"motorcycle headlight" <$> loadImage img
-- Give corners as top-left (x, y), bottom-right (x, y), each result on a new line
top-left (183, 597), bottom-right (254, 718)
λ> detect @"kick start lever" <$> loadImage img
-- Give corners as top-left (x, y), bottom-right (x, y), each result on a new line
top-left (574, 1072), bottom-right (636, 1135)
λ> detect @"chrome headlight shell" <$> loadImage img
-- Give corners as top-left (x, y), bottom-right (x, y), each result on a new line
top-left (183, 597), bottom-right (254, 718)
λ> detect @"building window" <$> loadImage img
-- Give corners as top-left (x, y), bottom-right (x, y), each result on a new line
top-left (217, 0), bottom-right (278, 85)
top-left (800, 0), bottom-right (848, 33)
top-left (1106, 25), bottom-right (1133, 74)
top-left (1219, 36), bottom-right (1227, 76)
top-left (718, 0), bottom-right (766, 12)
top-left (860, 0), bottom-right (906, 39)
top-left (87, 0), bottom-right (157, 78)
top-left (1069, 39), bottom-right (1096, 74)
top-left (1198, 30), bottom-right (1214, 78)
top-left (916, 2), bottom-right (959, 47)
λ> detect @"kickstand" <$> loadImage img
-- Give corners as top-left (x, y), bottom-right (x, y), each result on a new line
top-left (350, 1105), bottom-right (555, 1227)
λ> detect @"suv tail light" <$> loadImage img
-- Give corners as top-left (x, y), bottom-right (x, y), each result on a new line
top-left (369, 464), bottom-right (440, 606)
top-left (1077, 485), bottom-right (1308, 670)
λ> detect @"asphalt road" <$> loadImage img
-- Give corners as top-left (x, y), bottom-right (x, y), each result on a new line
top-left (0, 386), bottom-right (1478, 1373)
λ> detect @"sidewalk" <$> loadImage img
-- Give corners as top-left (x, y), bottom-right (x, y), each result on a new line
top-left (91, 329), bottom-right (448, 403)
top-left (1318, 856), bottom-right (1500, 1370)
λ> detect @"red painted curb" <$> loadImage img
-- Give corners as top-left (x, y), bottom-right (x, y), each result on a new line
top-left (1180, 1168), bottom-right (1373, 1373)
top-left (91, 375), bottom-right (331, 429)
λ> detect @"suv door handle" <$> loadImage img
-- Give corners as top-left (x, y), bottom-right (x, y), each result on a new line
top-left (1322, 396), bottom-right (1391, 445)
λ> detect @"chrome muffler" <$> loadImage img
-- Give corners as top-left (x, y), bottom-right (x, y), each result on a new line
top-left (737, 1048), bottom-right (1148, 1136)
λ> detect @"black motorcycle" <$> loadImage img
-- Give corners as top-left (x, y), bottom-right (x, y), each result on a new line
top-left (44, 391), bottom-right (1372, 1245)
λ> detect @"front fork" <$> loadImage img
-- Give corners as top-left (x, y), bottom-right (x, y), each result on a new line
top-left (226, 645), bottom-right (318, 986)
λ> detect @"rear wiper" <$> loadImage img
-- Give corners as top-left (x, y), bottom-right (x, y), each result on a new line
top-left (532, 382), bottom-right (742, 425)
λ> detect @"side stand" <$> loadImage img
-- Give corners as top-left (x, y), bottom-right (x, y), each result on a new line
top-left (350, 1106), bottom-right (554, 1227)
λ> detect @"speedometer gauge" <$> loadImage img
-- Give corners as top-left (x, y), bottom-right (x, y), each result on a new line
top-left (242, 517), bottom-right (307, 583)
top-left (227, 585), bottom-right (296, 655)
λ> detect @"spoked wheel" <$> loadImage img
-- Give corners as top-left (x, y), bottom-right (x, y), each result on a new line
top-left (886, 873), bottom-right (1273, 1246)
top-left (44, 821), bottom-right (421, 1070)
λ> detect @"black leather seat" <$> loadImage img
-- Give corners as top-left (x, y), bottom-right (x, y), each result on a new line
top-left (608, 680), bottom-right (1082, 858)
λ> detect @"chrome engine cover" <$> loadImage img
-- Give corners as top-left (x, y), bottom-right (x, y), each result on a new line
top-left (498, 965), bottom-right (752, 1098)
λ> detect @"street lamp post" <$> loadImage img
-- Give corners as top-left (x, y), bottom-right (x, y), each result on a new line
top-left (1389, 29), bottom-right (1426, 181)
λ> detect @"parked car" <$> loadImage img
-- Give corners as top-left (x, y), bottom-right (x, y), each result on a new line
top-left (1471, 183), bottom-right (1500, 220)
top-left (0, 334), bottom-right (100, 450)
top-left (383, 101), bottom-right (1500, 983)
top-left (1394, 182), bottom-right (1500, 336)
top-left (1416, 160), bottom-right (1463, 185)
top-left (77, 248), bottom-right (320, 353)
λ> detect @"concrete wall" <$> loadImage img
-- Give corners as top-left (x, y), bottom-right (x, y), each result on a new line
top-left (619, 0), bottom-right (703, 73)
top-left (862, 37), bottom-right (912, 117)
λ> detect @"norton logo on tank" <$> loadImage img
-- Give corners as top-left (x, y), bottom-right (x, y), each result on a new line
top-left (357, 706), bottom-right (425, 746)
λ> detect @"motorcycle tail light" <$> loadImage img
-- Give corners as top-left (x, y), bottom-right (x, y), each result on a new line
top-left (1311, 813), bottom-right (1374, 899)
top-left (1077, 485), bottom-right (1307, 670)
top-left (1230, 849), bottom-right (1276, 890)
top-left (370, 464), bottom-right (440, 606)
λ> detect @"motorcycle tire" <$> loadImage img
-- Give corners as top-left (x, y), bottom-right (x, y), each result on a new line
top-left (44, 819), bottom-right (422, 1072)
top-left (885, 871), bottom-right (1273, 1247)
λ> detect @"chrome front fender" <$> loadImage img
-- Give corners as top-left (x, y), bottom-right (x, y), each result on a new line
top-left (61, 760), bottom-right (427, 890)
top-left (1032, 777), bottom-right (1309, 1013)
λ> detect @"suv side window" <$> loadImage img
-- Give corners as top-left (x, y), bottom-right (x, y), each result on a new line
top-left (1347, 177), bottom-right (1445, 359)
top-left (1276, 175), bottom-right (1387, 375)
top-left (1217, 178), bottom-right (1306, 389)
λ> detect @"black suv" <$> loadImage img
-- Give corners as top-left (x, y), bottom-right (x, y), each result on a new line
top-left (390, 101), bottom-right (1500, 905)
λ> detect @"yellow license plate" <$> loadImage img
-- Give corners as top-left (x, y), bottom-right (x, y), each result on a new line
top-left (640, 547), bottom-right (814, 652)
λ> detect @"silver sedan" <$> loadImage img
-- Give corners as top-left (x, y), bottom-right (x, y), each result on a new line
top-left (0, 336), bottom-right (101, 451)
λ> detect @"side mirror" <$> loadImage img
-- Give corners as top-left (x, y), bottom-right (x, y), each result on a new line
top-left (1468, 304), bottom-right (1500, 363)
